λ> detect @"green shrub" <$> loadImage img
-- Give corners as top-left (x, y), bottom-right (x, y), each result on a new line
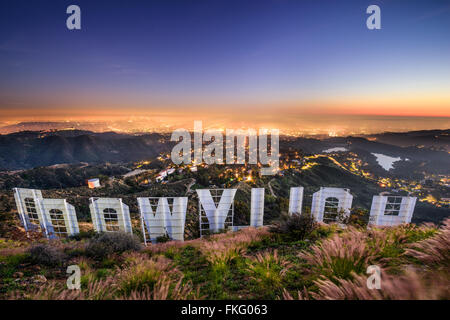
top-left (28, 244), bottom-right (66, 266)
top-left (270, 213), bottom-right (317, 240)
top-left (64, 247), bottom-right (85, 258)
top-left (348, 208), bottom-right (370, 227)
top-left (298, 230), bottom-right (378, 281)
top-left (116, 256), bottom-right (173, 295)
top-left (95, 268), bottom-right (111, 279)
top-left (246, 250), bottom-right (291, 298)
top-left (85, 232), bottom-right (141, 260)
top-left (69, 230), bottom-right (97, 241)
top-left (0, 253), bottom-right (30, 279)
top-left (309, 223), bottom-right (341, 240)
top-left (156, 233), bottom-right (171, 243)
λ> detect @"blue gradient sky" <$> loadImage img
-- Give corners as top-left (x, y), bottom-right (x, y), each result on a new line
top-left (0, 0), bottom-right (449, 119)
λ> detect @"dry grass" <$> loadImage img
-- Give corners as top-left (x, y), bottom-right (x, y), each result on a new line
top-left (4, 221), bottom-right (449, 300)
top-left (12, 253), bottom-right (201, 300)
top-left (283, 220), bottom-right (450, 300)
top-left (405, 219), bottom-right (450, 269)
top-left (247, 250), bottom-right (292, 278)
top-left (115, 253), bottom-right (175, 295)
top-left (123, 277), bottom-right (202, 300)
top-left (298, 228), bottom-right (380, 279)
top-left (195, 228), bottom-right (271, 272)
top-left (282, 267), bottom-right (449, 300)
top-left (311, 268), bottom-right (449, 300)
top-left (144, 227), bottom-right (270, 267)
top-left (247, 250), bottom-right (292, 294)
top-left (10, 278), bottom-right (117, 300)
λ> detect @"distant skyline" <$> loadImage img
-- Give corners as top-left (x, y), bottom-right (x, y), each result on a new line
top-left (1, 0), bottom-right (450, 126)
top-left (1, 115), bottom-right (449, 137)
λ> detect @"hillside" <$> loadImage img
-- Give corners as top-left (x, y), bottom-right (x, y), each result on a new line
top-left (0, 131), bottom-right (173, 170)
top-left (0, 155), bottom-right (448, 235)
top-left (0, 130), bottom-right (448, 177)
top-left (365, 130), bottom-right (450, 152)
top-left (284, 134), bottom-right (450, 175)
top-left (0, 218), bottom-right (449, 300)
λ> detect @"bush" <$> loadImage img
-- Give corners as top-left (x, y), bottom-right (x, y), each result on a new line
top-left (85, 232), bottom-right (141, 260)
top-left (69, 230), bottom-right (97, 241)
top-left (28, 244), bottom-right (66, 266)
top-left (118, 258), bottom-right (170, 295)
top-left (298, 229), bottom-right (379, 280)
top-left (246, 250), bottom-right (291, 298)
top-left (348, 208), bottom-right (370, 227)
top-left (156, 233), bottom-right (171, 244)
top-left (270, 213), bottom-right (317, 240)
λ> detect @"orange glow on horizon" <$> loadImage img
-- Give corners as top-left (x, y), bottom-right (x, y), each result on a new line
top-left (1, 93), bottom-right (449, 124)
top-left (1, 103), bottom-right (449, 121)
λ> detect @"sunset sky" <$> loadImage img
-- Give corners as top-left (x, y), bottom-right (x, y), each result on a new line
top-left (0, 0), bottom-right (449, 127)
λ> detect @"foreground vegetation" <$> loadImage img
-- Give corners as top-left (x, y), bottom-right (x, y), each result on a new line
top-left (0, 215), bottom-right (449, 300)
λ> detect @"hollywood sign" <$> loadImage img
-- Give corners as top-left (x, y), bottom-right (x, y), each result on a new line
top-left (13, 187), bottom-right (416, 243)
